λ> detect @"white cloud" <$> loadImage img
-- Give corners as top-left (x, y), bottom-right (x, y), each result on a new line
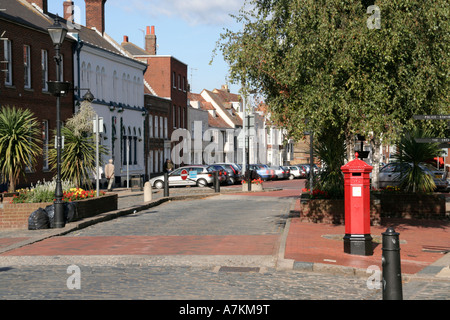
top-left (113, 0), bottom-right (244, 26)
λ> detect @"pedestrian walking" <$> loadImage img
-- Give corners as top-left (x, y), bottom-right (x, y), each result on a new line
top-left (163, 159), bottom-right (173, 173)
top-left (105, 159), bottom-right (115, 191)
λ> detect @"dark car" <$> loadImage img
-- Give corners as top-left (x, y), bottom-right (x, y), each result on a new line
top-left (215, 163), bottom-right (243, 184)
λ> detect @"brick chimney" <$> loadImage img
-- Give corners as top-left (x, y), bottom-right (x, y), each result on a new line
top-left (63, 1), bottom-right (74, 24)
top-left (122, 35), bottom-right (129, 43)
top-left (145, 26), bottom-right (157, 55)
top-left (26, 0), bottom-right (48, 12)
top-left (85, 0), bottom-right (107, 34)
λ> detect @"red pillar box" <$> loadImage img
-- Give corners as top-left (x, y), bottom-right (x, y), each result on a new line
top-left (341, 153), bottom-right (373, 256)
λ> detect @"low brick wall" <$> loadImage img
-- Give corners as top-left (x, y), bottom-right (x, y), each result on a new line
top-left (0, 194), bottom-right (118, 230)
top-left (0, 201), bottom-right (52, 229)
top-left (299, 197), bottom-right (381, 225)
top-left (299, 193), bottom-right (447, 225)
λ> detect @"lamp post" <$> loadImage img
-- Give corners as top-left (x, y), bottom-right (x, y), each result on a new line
top-left (47, 15), bottom-right (69, 228)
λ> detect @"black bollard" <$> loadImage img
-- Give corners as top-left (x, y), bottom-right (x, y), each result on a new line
top-left (214, 171), bottom-right (220, 192)
top-left (382, 227), bottom-right (403, 300)
top-left (164, 172), bottom-right (169, 197)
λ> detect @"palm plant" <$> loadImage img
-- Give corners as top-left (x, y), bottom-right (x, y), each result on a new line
top-left (311, 124), bottom-right (347, 198)
top-left (48, 102), bottom-right (108, 188)
top-left (392, 128), bottom-right (443, 193)
top-left (0, 106), bottom-right (41, 192)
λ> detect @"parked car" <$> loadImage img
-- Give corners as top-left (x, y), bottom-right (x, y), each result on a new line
top-left (149, 165), bottom-right (225, 189)
top-left (215, 163), bottom-right (243, 184)
top-left (269, 166), bottom-right (289, 179)
top-left (300, 164), bottom-right (319, 177)
top-left (288, 166), bottom-right (305, 179)
top-left (206, 164), bottom-right (228, 185)
top-left (281, 166), bottom-right (291, 179)
top-left (378, 162), bottom-right (449, 191)
top-left (247, 164), bottom-right (272, 181)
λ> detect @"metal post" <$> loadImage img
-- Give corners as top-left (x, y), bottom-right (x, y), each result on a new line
top-left (214, 170), bottom-right (220, 193)
top-left (164, 172), bottom-right (169, 197)
top-left (95, 114), bottom-right (99, 197)
top-left (382, 227), bottom-right (403, 300)
top-left (309, 131), bottom-right (314, 192)
top-left (53, 44), bottom-right (64, 228)
top-left (126, 138), bottom-right (130, 189)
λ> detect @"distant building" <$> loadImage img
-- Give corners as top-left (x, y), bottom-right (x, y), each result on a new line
top-left (121, 26), bottom-right (188, 175)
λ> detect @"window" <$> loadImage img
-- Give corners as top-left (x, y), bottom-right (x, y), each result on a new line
top-left (164, 117), bottom-right (168, 139)
top-left (178, 74), bottom-right (181, 90)
top-left (113, 71), bottom-right (118, 101)
top-left (183, 76), bottom-right (186, 92)
top-left (159, 116), bottom-right (163, 138)
top-left (96, 66), bottom-right (101, 99)
top-left (155, 116), bottom-right (159, 138)
top-left (42, 120), bottom-right (49, 170)
top-left (173, 105), bottom-right (176, 128)
top-left (149, 115), bottom-right (153, 138)
top-left (23, 45), bottom-right (31, 88)
top-left (172, 72), bottom-right (176, 88)
top-left (41, 50), bottom-right (48, 91)
top-left (81, 62), bottom-right (86, 87)
top-left (3, 40), bottom-right (12, 85)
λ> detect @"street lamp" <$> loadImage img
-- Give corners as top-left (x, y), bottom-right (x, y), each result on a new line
top-left (47, 15), bottom-right (69, 228)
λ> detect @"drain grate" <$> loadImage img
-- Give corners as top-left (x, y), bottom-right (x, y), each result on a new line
top-left (218, 266), bottom-right (260, 273)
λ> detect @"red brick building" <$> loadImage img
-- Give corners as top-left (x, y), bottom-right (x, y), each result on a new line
top-left (0, 0), bottom-right (74, 189)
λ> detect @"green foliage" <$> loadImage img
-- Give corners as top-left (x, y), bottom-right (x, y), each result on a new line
top-left (0, 106), bottom-right (41, 192)
top-left (392, 128), bottom-right (443, 193)
top-left (312, 123), bottom-right (346, 198)
top-left (215, 0), bottom-right (449, 143)
top-left (48, 102), bottom-right (108, 188)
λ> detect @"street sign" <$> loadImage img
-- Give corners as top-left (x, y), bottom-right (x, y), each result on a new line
top-left (189, 170), bottom-right (197, 179)
top-left (181, 169), bottom-right (188, 180)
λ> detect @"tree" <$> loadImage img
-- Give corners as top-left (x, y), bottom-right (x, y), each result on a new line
top-left (48, 101), bottom-right (108, 188)
top-left (0, 106), bottom-right (41, 192)
top-left (215, 0), bottom-right (449, 187)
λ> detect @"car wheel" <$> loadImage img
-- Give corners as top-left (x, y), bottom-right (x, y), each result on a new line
top-left (197, 178), bottom-right (208, 187)
top-left (154, 180), bottom-right (164, 189)
top-left (228, 177), bottom-right (235, 185)
top-left (289, 174), bottom-right (294, 180)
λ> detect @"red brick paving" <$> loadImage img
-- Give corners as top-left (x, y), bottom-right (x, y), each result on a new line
top-left (0, 235), bottom-right (280, 256)
top-left (285, 199), bottom-right (450, 274)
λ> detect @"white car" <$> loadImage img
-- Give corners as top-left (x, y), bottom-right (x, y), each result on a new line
top-left (149, 165), bottom-right (225, 189)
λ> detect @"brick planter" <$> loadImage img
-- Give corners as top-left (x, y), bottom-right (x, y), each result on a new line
top-left (299, 192), bottom-right (447, 225)
top-left (0, 194), bottom-right (118, 230)
top-left (241, 183), bottom-right (263, 192)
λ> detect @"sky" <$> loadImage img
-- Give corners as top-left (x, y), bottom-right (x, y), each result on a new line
top-left (48, 0), bottom-right (246, 95)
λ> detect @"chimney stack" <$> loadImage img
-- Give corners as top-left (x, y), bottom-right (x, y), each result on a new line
top-left (63, 1), bottom-right (74, 24)
top-left (85, 0), bottom-right (107, 34)
top-left (123, 35), bottom-right (129, 43)
top-left (145, 26), bottom-right (157, 55)
top-left (26, 0), bottom-right (48, 12)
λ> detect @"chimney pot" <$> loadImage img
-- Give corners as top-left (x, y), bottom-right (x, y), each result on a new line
top-left (123, 35), bottom-right (129, 43)
top-left (145, 25), bottom-right (157, 55)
